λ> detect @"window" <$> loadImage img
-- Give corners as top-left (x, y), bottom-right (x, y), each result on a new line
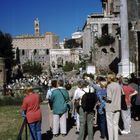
top-left (46, 49), bottom-right (49, 55)
top-left (22, 50), bottom-right (25, 55)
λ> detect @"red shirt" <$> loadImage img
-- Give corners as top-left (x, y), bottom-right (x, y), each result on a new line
top-left (21, 93), bottom-right (42, 123)
top-left (122, 85), bottom-right (135, 107)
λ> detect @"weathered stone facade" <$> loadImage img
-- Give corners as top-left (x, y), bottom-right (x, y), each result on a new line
top-left (82, 0), bottom-right (140, 75)
top-left (50, 48), bottom-right (83, 71)
top-left (12, 19), bottom-right (59, 70)
top-left (82, 13), bottom-right (120, 73)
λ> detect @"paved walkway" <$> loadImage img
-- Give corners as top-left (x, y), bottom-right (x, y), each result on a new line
top-left (41, 104), bottom-right (140, 140)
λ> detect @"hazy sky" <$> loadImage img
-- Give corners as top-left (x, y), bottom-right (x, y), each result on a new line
top-left (0, 0), bottom-right (102, 41)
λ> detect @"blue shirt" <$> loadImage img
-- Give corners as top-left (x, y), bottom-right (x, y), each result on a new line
top-left (96, 89), bottom-right (107, 114)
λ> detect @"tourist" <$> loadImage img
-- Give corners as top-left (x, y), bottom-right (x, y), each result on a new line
top-left (121, 77), bottom-right (138, 134)
top-left (73, 80), bottom-right (84, 134)
top-left (106, 74), bottom-right (122, 140)
top-left (96, 78), bottom-right (108, 139)
top-left (75, 80), bottom-right (97, 140)
top-left (50, 79), bottom-right (69, 137)
top-left (46, 79), bottom-right (57, 131)
top-left (129, 78), bottom-right (140, 121)
top-left (21, 86), bottom-right (42, 140)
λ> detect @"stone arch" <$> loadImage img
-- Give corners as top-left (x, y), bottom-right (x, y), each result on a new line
top-left (57, 57), bottom-right (63, 68)
top-left (52, 61), bottom-right (55, 68)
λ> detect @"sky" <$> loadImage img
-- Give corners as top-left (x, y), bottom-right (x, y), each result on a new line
top-left (0, 0), bottom-right (102, 41)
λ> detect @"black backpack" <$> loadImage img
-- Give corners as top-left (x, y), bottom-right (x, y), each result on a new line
top-left (81, 87), bottom-right (97, 112)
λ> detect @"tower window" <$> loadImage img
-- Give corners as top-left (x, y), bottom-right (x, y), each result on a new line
top-left (36, 29), bottom-right (39, 32)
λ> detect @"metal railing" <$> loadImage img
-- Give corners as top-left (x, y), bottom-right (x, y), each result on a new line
top-left (17, 118), bottom-right (35, 140)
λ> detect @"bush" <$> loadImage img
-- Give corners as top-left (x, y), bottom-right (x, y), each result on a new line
top-left (95, 34), bottom-right (115, 47)
top-left (63, 61), bottom-right (74, 72)
top-left (22, 60), bottom-right (43, 76)
top-left (0, 95), bottom-right (24, 106)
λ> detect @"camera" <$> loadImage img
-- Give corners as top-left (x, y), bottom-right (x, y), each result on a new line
top-left (103, 96), bottom-right (112, 103)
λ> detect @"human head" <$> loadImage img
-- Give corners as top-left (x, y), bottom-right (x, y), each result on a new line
top-left (96, 76), bottom-right (106, 84)
top-left (122, 77), bottom-right (129, 85)
top-left (57, 79), bottom-right (64, 87)
top-left (116, 73), bottom-right (123, 84)
top-left (51, 79), bottom-right (57, 88)
top-left (100, 79), bottom-right (107, 88)
top-left (77, 80), bottom-right (83, 88)
top-left (107, 74), bottom-right (116, 83)
top-left (25, 86), bottom-right (33, 95)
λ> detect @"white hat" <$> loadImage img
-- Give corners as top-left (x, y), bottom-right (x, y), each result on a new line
top-left (116, 73), bottom-right (122, 78)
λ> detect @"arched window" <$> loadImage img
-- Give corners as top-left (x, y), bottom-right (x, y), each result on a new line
top-left (22, 50), bottom-right (25, 55)
top-left (33, 49), bottom-right (37, 55)
top-left (46, 49), bottom-right (49, 55)
top-left (52, 61), bottom-right (55, 68)
top-left (57, 57), bottom-right (63, 68)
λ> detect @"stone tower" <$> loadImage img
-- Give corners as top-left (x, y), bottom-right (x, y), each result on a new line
top-left (34, 18), bottom-right (40, 36)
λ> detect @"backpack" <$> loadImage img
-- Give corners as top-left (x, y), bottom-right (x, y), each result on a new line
top-left (81, 86), bottom-right (97, 112)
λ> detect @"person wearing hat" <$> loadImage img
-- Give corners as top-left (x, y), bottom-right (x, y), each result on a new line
top-left (121, 77), bottom-right (138, 134)
top-left (21, 86), bottom-right (42, 140)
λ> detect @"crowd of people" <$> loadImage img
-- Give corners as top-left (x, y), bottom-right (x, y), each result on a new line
top-left (20, 72), bottom-right (140, 140)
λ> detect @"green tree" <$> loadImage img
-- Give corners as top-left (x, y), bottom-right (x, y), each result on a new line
top-left (63, 61), bottom-right (74, 72)
top-left (0, 31), bottom-right (15, 83)
top-left (22, 60), bottom-right (43, 76)
top-left (64, 39), bottom-right (82, 48)
top-left (15, 47), bottom-right (20, 64)
top-left (95, 34), bottom-right (115, 47)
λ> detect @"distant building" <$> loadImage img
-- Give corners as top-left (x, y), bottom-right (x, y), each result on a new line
top-left (12, 18), bottom-right (60, 70)
top-left (50, 48), bottom-right (83, 72)
top-left (72, 31), bottom-right (83, 39)
top-left (82, 4), bottom-right (120, 73)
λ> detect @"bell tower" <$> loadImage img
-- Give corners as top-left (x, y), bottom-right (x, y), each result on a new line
top-left (34, 18), bottom-right (40, 36)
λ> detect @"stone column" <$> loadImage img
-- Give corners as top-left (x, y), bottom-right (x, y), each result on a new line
top-left (108, 23), bottom-right (112, 34)
top-left (98, 23), bottom-right (102, 36)
top-left (118, 0), bottom-right (135, 77)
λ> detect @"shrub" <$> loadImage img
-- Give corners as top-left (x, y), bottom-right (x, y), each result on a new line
top-left (22, 60), bottom-right (43, 76)
top-left (0, 95), bottom-right (24, 106)
top-left (95, 34), bottom-right (115, 47)
top-left (63, 61), bottom-right (74, 72)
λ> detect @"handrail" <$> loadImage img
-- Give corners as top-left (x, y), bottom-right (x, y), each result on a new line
top-left (17, 117), bottom-right (36, 140)
top-left (17, 118), bottom-right (28, 140)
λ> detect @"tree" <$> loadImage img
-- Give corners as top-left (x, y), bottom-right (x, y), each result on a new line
top-left (63, 61), bottom-right (74, 72)
top-left (95, 34), bottom-right (115, 47)
top-left (15, 47), bottom-right (20, 64)
top-left (22, 60), bottom-right (43, 76)
top-left (64, 39), bottom-right (82, 48)
top-left (0, 31), bottom-right (15, 83)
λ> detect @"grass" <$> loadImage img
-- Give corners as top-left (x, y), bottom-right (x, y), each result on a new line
top-left (0, 105), bottom-right (29, 140)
